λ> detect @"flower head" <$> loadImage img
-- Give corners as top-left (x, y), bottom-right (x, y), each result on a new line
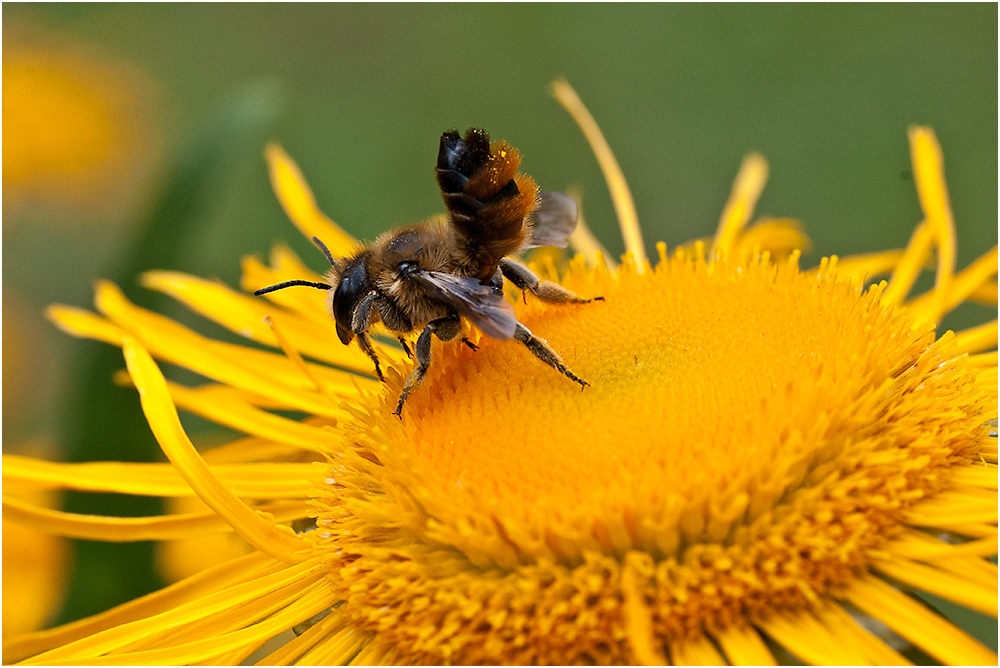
top-left (3, 24), bottom-right (159, 226)
top-left (3, 82), bottom-right (996, 665)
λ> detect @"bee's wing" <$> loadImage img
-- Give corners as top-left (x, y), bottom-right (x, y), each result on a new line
top-left (408, 270), bottom-right (518, 340)
top-left (525, 191), bottom-right (579, 249)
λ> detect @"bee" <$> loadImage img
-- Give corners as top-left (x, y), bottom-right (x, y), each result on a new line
top-left (255, 128), bottom-right (601, 416)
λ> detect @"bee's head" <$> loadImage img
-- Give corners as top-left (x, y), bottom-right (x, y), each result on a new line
top-left (330, 253), bottom-right (371, 345)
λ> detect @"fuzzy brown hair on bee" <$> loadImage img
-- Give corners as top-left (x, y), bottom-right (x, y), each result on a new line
top-left (255, 128), bottom-right (602, 416)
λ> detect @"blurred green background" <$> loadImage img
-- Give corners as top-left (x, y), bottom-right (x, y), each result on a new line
top-left (3, 2), bottom-right (996, 647)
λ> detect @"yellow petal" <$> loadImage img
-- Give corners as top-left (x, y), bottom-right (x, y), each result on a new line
top-left (711, 153), bottom-right (769, 259)
top-left (264, 143), bottom-right (357, 258)
top-left (2, 551), bottom-right (273, 663)
top-left (2, 494), bottom-right (312, 542)
top-left (121, 338), bottom-right (305, 562)
top-left (845, 574), bottom-right (997, 665)
top-left (3, 455), bottom-right (320, 500)
top-left (552, 79), bottom-right (646, 269)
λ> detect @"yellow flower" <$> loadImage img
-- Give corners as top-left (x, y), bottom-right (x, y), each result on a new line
top-left (3, 81), bottom-right (997, 665)
top-left (2, 486), bottom-right (69, 638)
top-left (2, 24), bottom-right (159, 226)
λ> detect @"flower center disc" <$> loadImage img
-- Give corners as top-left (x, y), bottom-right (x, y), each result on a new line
top-left (364, 255), bottom-right (975, 566)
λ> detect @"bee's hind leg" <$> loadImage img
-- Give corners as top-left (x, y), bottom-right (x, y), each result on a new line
top-left (393, 315), bottom-right (461, 417)
top-left (514, 323), bottom-right (588, 389)
top-left (498, 258), bottom-right (603, 304)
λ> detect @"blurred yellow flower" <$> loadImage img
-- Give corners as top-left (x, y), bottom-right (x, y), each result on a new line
top-left (2, 25), bottom-right (160, 226)
top-left (2, 482), bottom-right (69, 638)
top-left (2, 82), bottom-right (996, 665)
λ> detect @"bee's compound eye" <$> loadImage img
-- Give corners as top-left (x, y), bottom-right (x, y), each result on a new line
top-left (332, 256), bottom-right (370, 342)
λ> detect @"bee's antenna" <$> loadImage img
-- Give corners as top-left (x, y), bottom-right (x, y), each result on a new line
top-left (312, 237), bottom-right (339, 271)
top-left (254, 280), bottom-right (331, 296)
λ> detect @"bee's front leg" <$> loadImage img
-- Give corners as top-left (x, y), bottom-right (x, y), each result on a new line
top-left (351, 292), bottom-right (384, 381)
top-left (393, 315), bottom-right (461, 417)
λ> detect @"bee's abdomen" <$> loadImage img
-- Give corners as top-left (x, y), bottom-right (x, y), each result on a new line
top-left (436, 128), bottom-right (538, 280)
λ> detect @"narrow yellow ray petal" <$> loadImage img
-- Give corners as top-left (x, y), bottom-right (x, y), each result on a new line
top-left (3, 495), bottom-right (313, 542)
top-left (882, 221), bottom-right (933, 306)
top-left (947, 522), bottom-right (999, 538)
top-left (3, 455), bottom-right (320, 499)
top-left (265, 143), bottom-right (357, 258)
top-left (141, 270), bottom-right (385, 375)
top-left (709, 624), bottom-right (776, 666)
top-left (950, 464), bottom-right (1000, 490)
top-left (970, 280), bottom-right (998, 305)
top-left (967, 351), bottom-right (998, 368)
top-left (620, 559), bottom-right (667, 665)
top-left (753, 608), bottom-right (869, 665)
top-left (46, 304), bottom-right (128, 346)
top-left (906, 246), bottom-right (999, 325)
top-left (117, 570), bottom-right (328, 653)
top-left (814, 602), bottom-right (913, 665)
top-left (975, 369), bottom-right (999, 395)
top-left (284, 623), bottom-right (372, 666)
top-left (2, 552), bottom-right (276, 663)
top-left (3, 456), bottom-right (185, 496)
top-left (257, 613), bottom-right (348, 666)
top-left (845, 574), bottom-right (997, 665)
top-left (345, 638), bottom-right (395, 665)
top-left (568, 208), bottom-right (614, 269)
top-left (892, 529), bottom-right (998, 564)
top-left (903, 491), bottom-right (998, 527)
top-left (952, 319), bottom-right (999, 355)
top-left (240, 246), bottom-right (333, 325)
top-left (828, 249), bottom-right (906, 284)
top-left (24, 559), bottom-right (323, 663)
top-left (122, 338), bottom-right (305, 562)
top-left (94, 281), bottom-right (350, 417)
top-left (668, 633), bottom-right (726, 665)
top-left (900, 543), bottom-right (998, 589)
top-left (551, 79), bottom-right (646, 269)
top-left (264, 315), bottom-right (340, 404)
top-left (734, 217), bottom-right (810, 262)
top-left (711, 153), bottom-right (769, 259)
top-left (200, 642), bottom-right (268, 666)
top-left (908, 127), bottom-right (957, 309)
top-left (196, 431), bottom-right (324, 464)
top-left (29, 574), bottom-right (333, 666)
top-left (167, 382), bottom-right (336, 453)
top-left (873, 556), bottom-right (997, 616)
